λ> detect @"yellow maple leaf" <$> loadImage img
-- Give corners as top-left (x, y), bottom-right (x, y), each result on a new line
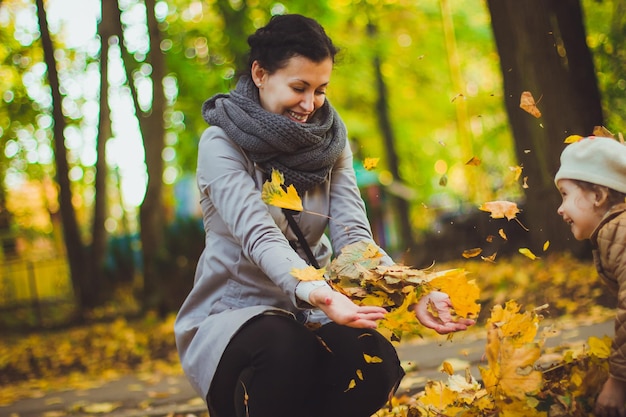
top-left (588, 335), bottom-right (611, 359)
top-left (417, 380), bottom-right (457, 409)
top-left (479, 201), bottom-right (520, 221)
top-left (363, 157), bottom-right (380, 170)
top-left (428, 270), bottom-right (481, 318)
top-left (480, 329), bottom-right (543, 400)
top-left (261, 169), bottom-right (303, 211)
top-left (290, 265), bottom-right (326, 282)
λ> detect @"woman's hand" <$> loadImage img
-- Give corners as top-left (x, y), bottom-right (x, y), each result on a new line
top-left (413, 291), bottom-right (475, 335)
top-left (309, 286), bottom-right (386, 329)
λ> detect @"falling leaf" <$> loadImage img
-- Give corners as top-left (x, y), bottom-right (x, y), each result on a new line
top-left (518, 248), bottom-right (539, 260)
top-left (364, 353), bottom-right (383, 363)
top-left (499, 229), bottom-right (507, 240)
top-left (522, 176), bottom-right (529, 189)
top-left (593, 125), bottom-right (614, 138)
top-left (442, 361), bottom-right (454, 375)
top-left (291, 265), bottom-right (326, 281)
top-left (451, 93), bottom-right (464, 102)
top-left (465, 156), bottom-right (481, 166)
top-left (363, 157), bottom-right (380, 171)
top-left (564, 134), bottom-right (583, 144)
top-left (509, 165), bottom-right (523, 181)
top-left (462, 248), bottom-right (482, 259)
top-left (519, 91), bottom-right (542, 118)
top-left (356, 369), bottom-right (364, 380)
top-left (345, 379), bottom-right (357, 392)
top-left (261, 169), bottom-right (303, 211)
top-left (439, 174), bottom-right (448, 186)
top-left (481, 252), bottom-right (497, 263)
top-left (543, 241), bottom-right (550, 251)
top-left (486, 235), bottom-right (495, 243)
top-left (479, 201), bottom-right (520, 221)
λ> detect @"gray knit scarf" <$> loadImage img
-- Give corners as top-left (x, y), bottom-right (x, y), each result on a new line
top-left (201, 75), bottom-right (347, 193)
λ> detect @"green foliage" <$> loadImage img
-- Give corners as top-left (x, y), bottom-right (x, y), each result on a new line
top-left (582, 0), bottom-right (626, 135)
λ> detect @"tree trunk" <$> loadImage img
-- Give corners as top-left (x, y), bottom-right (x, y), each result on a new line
top-left (487, 0), bottom-right (603, 255)
top-left (89, 0), bottom-right (117, 301)
top-left (138, 0), bottom-right (167, 311)
top-left (367, 22), bottom-right (415, 258)
top-left (35, 0), bottom-right (90, 309)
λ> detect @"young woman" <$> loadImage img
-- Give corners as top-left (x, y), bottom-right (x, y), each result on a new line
top-left (555, 136), bottom-right (626, 417)
top-left (175, 14), bottom-right (473, 417)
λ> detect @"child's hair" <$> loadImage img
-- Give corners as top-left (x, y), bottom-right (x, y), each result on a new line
top-left (573, 180), bottom-right (626, 207)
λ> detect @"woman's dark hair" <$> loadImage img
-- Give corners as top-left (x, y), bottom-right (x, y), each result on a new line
top-left (246, 14), bottom-right (339, 73)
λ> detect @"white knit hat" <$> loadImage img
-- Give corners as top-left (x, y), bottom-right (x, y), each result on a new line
top-left (555, 136), bottom-right (626, 194)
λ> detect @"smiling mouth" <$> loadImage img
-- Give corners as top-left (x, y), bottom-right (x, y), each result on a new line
top-left (287, 110), bottom-right (309, 123)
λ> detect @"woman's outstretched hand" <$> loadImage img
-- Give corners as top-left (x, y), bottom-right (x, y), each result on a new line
top-left (309, 286), bottom-right (386, 329)
top-left (413, 291), bottom-right (475, 334)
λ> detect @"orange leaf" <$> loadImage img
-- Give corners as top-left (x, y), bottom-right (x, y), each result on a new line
top-left (593, 125), bottom-right (614, 138)
top-left (479, 201), bottom-right (520, 220)
top-left (441, 361), bottom-right (454, 375)
top-left (519, 91), bottom-right (541, 118)
top-left (465, 156), bottom-right (481, 166)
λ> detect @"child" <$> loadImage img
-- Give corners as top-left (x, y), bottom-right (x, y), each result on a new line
top-left (555, 135), bottom-right (626, 417)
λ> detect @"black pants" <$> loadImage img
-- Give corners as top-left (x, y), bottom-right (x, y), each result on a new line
top-left (207, 314), bottom-right (405, 417)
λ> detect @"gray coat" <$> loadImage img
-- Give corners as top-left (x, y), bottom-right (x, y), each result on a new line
top-left (174, 126), bottom-right (387, 400)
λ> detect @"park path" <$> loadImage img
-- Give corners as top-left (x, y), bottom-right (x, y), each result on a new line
top-left (1, 319), bottom-right (614, 417)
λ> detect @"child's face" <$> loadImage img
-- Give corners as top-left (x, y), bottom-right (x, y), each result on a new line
top-left (556, 179), bottom-right (606, 240)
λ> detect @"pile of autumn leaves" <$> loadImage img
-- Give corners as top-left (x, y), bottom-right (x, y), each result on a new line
top-left (328, 241), bottom-right (610, 417)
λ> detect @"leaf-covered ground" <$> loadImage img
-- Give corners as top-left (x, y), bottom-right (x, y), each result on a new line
top-left (0, 253), bottom-right (615, 414)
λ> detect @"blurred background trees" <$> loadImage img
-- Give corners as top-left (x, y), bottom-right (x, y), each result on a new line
top-left (0, 0), bottom-right (623, 327)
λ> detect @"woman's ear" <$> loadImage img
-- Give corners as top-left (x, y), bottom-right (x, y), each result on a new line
top-left (251, 61), bottom-right (266, 88)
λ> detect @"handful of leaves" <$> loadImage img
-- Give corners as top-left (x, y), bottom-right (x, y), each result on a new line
top-left (327, 241), bottom-right (481, 342)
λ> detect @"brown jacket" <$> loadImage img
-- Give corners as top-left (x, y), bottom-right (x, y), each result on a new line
top-left (591, 203), bottom-right (626, 382)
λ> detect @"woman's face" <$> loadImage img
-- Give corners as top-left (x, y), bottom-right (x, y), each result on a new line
top-left (556, 179), bottom-right (606, 240)
top-left (251, 55), bottom-right (333, 123)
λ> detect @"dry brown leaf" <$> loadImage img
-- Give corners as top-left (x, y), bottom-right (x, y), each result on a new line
top-left (520, 91), bottom-right (542, 118)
